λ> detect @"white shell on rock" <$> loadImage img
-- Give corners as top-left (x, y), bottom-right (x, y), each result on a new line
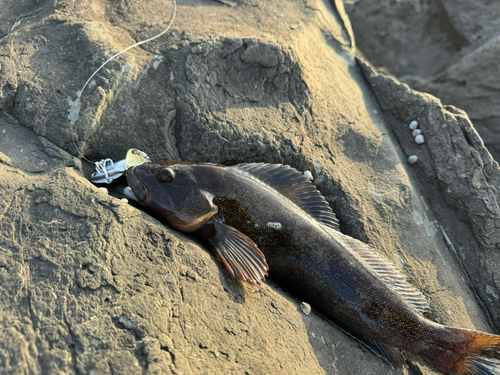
top-left (121, 198), bottom-right (128, 204)
top-left (415, 135), bottom-right (425, 144)
top-left (409, 120), bottom-right (419, 130)
top-left (303, 170), bottom-right (313, 181)
top-left (266, 222), bottom-right (283, 230)
top-left (408, 155), bottom-right (418, 164)
top-left (412, 129), bottom-right (421, 137)
top-left (300, 302), bottom-right (311, 315)
top-left (98, 187), bottom-right (108, 194)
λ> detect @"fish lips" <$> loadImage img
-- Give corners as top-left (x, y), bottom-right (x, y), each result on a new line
top-left (126, 167), bottom-right (148, 202)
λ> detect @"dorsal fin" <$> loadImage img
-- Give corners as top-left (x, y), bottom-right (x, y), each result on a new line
top-left (340, 235), bottom-right (430, 314)
top-left (232, 163), bottom-right (340, 231)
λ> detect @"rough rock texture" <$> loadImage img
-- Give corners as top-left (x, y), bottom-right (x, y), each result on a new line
top-left (438, 0), bottom-right (500, 44)
top-left (1, 0), bottom-right (499, 374)
top-left (0, 158), bottom-right (349, 374)
top-left (344, 0), bottom-right (500, 162)
top-left (360, 60), bottom-right (500, 332)
top-left (344, 0), bottom-right (467, 78)
top-left (405, 36), bottom-right (500, 163)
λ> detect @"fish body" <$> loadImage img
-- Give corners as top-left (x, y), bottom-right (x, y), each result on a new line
top-left (126, 161), bottom-right (500, 375)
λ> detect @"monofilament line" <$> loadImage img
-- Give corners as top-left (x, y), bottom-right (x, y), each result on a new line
top-left (70, 0), bottom-right (177, 164)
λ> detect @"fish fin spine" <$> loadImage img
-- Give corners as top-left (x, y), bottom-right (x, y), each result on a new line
top-left (340, 234), bottom-right (430, 314)
top-left (204, 221), bottom-right (269, 286)
top-left (233, 163), bottom-right (341, 231)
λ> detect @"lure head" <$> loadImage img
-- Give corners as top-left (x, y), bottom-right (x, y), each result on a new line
top-left (125, 162), bottom-right (219, 232)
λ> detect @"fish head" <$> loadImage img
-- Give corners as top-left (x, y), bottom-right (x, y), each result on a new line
top-left (126, 162), bottom-right (219, 232)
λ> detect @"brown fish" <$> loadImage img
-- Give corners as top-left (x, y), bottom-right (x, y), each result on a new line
top-left (125, 161), bottom-right (500, 375)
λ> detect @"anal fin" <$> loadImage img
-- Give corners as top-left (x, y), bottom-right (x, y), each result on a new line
top-left (350, 330), bottom-right (406, 370)
top-left (320, 314), bottom-right (406, 369)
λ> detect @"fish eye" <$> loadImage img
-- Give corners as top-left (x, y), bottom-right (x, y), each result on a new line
top-left (157, 168), bottom-right (175, 183)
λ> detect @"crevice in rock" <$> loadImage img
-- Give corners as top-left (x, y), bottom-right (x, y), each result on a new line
top-left (26, 288), bottom-right (37, 330)
top-left (430, 0), bottom-right (469, 53)
top-left (160, 345), bottom-right (175, 366)
top-left (112, 316), bottom-right (142, 341)
top-left (133, 341), bottom-right (149, 372)
top-left (407, 359), bottom-right (425, 375)
top-left (63, 315), bottom-right (78, 374)
top-left (460, 125), bottom-right (474, 148)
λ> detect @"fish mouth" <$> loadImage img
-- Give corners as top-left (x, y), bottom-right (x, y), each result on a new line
top-left (126, 167), bottom-right (148, 202)
top-left (123, 187), bottom-right (137, 201)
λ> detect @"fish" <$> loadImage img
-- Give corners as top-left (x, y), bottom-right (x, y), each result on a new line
top-left (125, 161), bottom-right (500, 375)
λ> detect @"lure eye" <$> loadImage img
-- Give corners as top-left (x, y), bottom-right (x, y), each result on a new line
top-left (157, 168), bottom-right (175, 183)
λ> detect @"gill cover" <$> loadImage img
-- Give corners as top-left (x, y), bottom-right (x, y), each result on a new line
top-left (169, 189), bottom-right (218, 232)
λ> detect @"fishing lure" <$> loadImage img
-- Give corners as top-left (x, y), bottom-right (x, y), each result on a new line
top-left (90, 148), bottom-right (150, 184)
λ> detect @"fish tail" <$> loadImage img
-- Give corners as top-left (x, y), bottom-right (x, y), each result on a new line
top-left (430, 327), bottom-right (500, 375)
top-left (453, 330), bottom-right (500, 375)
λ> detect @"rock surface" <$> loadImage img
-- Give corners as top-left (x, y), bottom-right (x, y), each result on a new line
top-left (438, 0), bottom-right (500, 44)
top-left (359, 59), bottom-right (500, 332)
top-left (404, 36), bottom-right (500, 163)
top-left (344, 0), bottom-right (500, 162)
top-left (1, 1), bottom-right (499, 375)
top-left (344, 0), bottom-right (467, 78)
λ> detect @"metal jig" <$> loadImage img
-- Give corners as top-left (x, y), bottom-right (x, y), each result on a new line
top-left (90, 148), bottom-right (151, 184)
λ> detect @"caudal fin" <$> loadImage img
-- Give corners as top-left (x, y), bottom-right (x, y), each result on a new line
top-left (442, 329), bottom-right (500, 375)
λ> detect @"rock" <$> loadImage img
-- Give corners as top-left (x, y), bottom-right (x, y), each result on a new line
top-left (404, 35), bottom-right (500, 162)
top-left (359, 59), bottom-right (500, 332)
top-left (344, 0), bottom-right (467, 77)
top-left (345, 0), bottom-right (500, 62)
top-left (0, 0), bottom-right (499, 374)
top-left (0, 113), bottom-right (81, 174)
top-left (344, 0), bottom-right (500, 162)
top-left (438, 0), bottom-right (500, 44)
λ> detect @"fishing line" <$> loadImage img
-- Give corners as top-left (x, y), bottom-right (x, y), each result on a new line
top-left (70, 0), bottom-right (177, 165)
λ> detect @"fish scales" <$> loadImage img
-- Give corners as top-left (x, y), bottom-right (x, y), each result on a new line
top-left (202, 165), bottom-right (463, 362)
top-left (212, 167), bottom-right (418, 334)
top-left (125, 161), bottom-right (500, 375)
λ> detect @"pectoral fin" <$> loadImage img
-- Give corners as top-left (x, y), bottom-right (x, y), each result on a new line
top-left (196, 221), bottom-right (269, 286)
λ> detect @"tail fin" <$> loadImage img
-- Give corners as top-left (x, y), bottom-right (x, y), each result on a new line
top-left (441, 329), bottom-right (500, 375)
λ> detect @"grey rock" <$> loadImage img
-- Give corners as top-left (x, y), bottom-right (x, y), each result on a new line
top-left (404, 35), bottom-right (500, 162)
top-left (0, 0), bottom-right (499, 374)
top-left (344, 0), bottom-right (500, 162)
top-left (439, 0), bottom-right (500, 44)
top-left (359, 59), bottom-right (500, 331)
top-left (0, 113), bottom-right (81, 174)
top-left (344, 0), bottom-right (467, 77)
